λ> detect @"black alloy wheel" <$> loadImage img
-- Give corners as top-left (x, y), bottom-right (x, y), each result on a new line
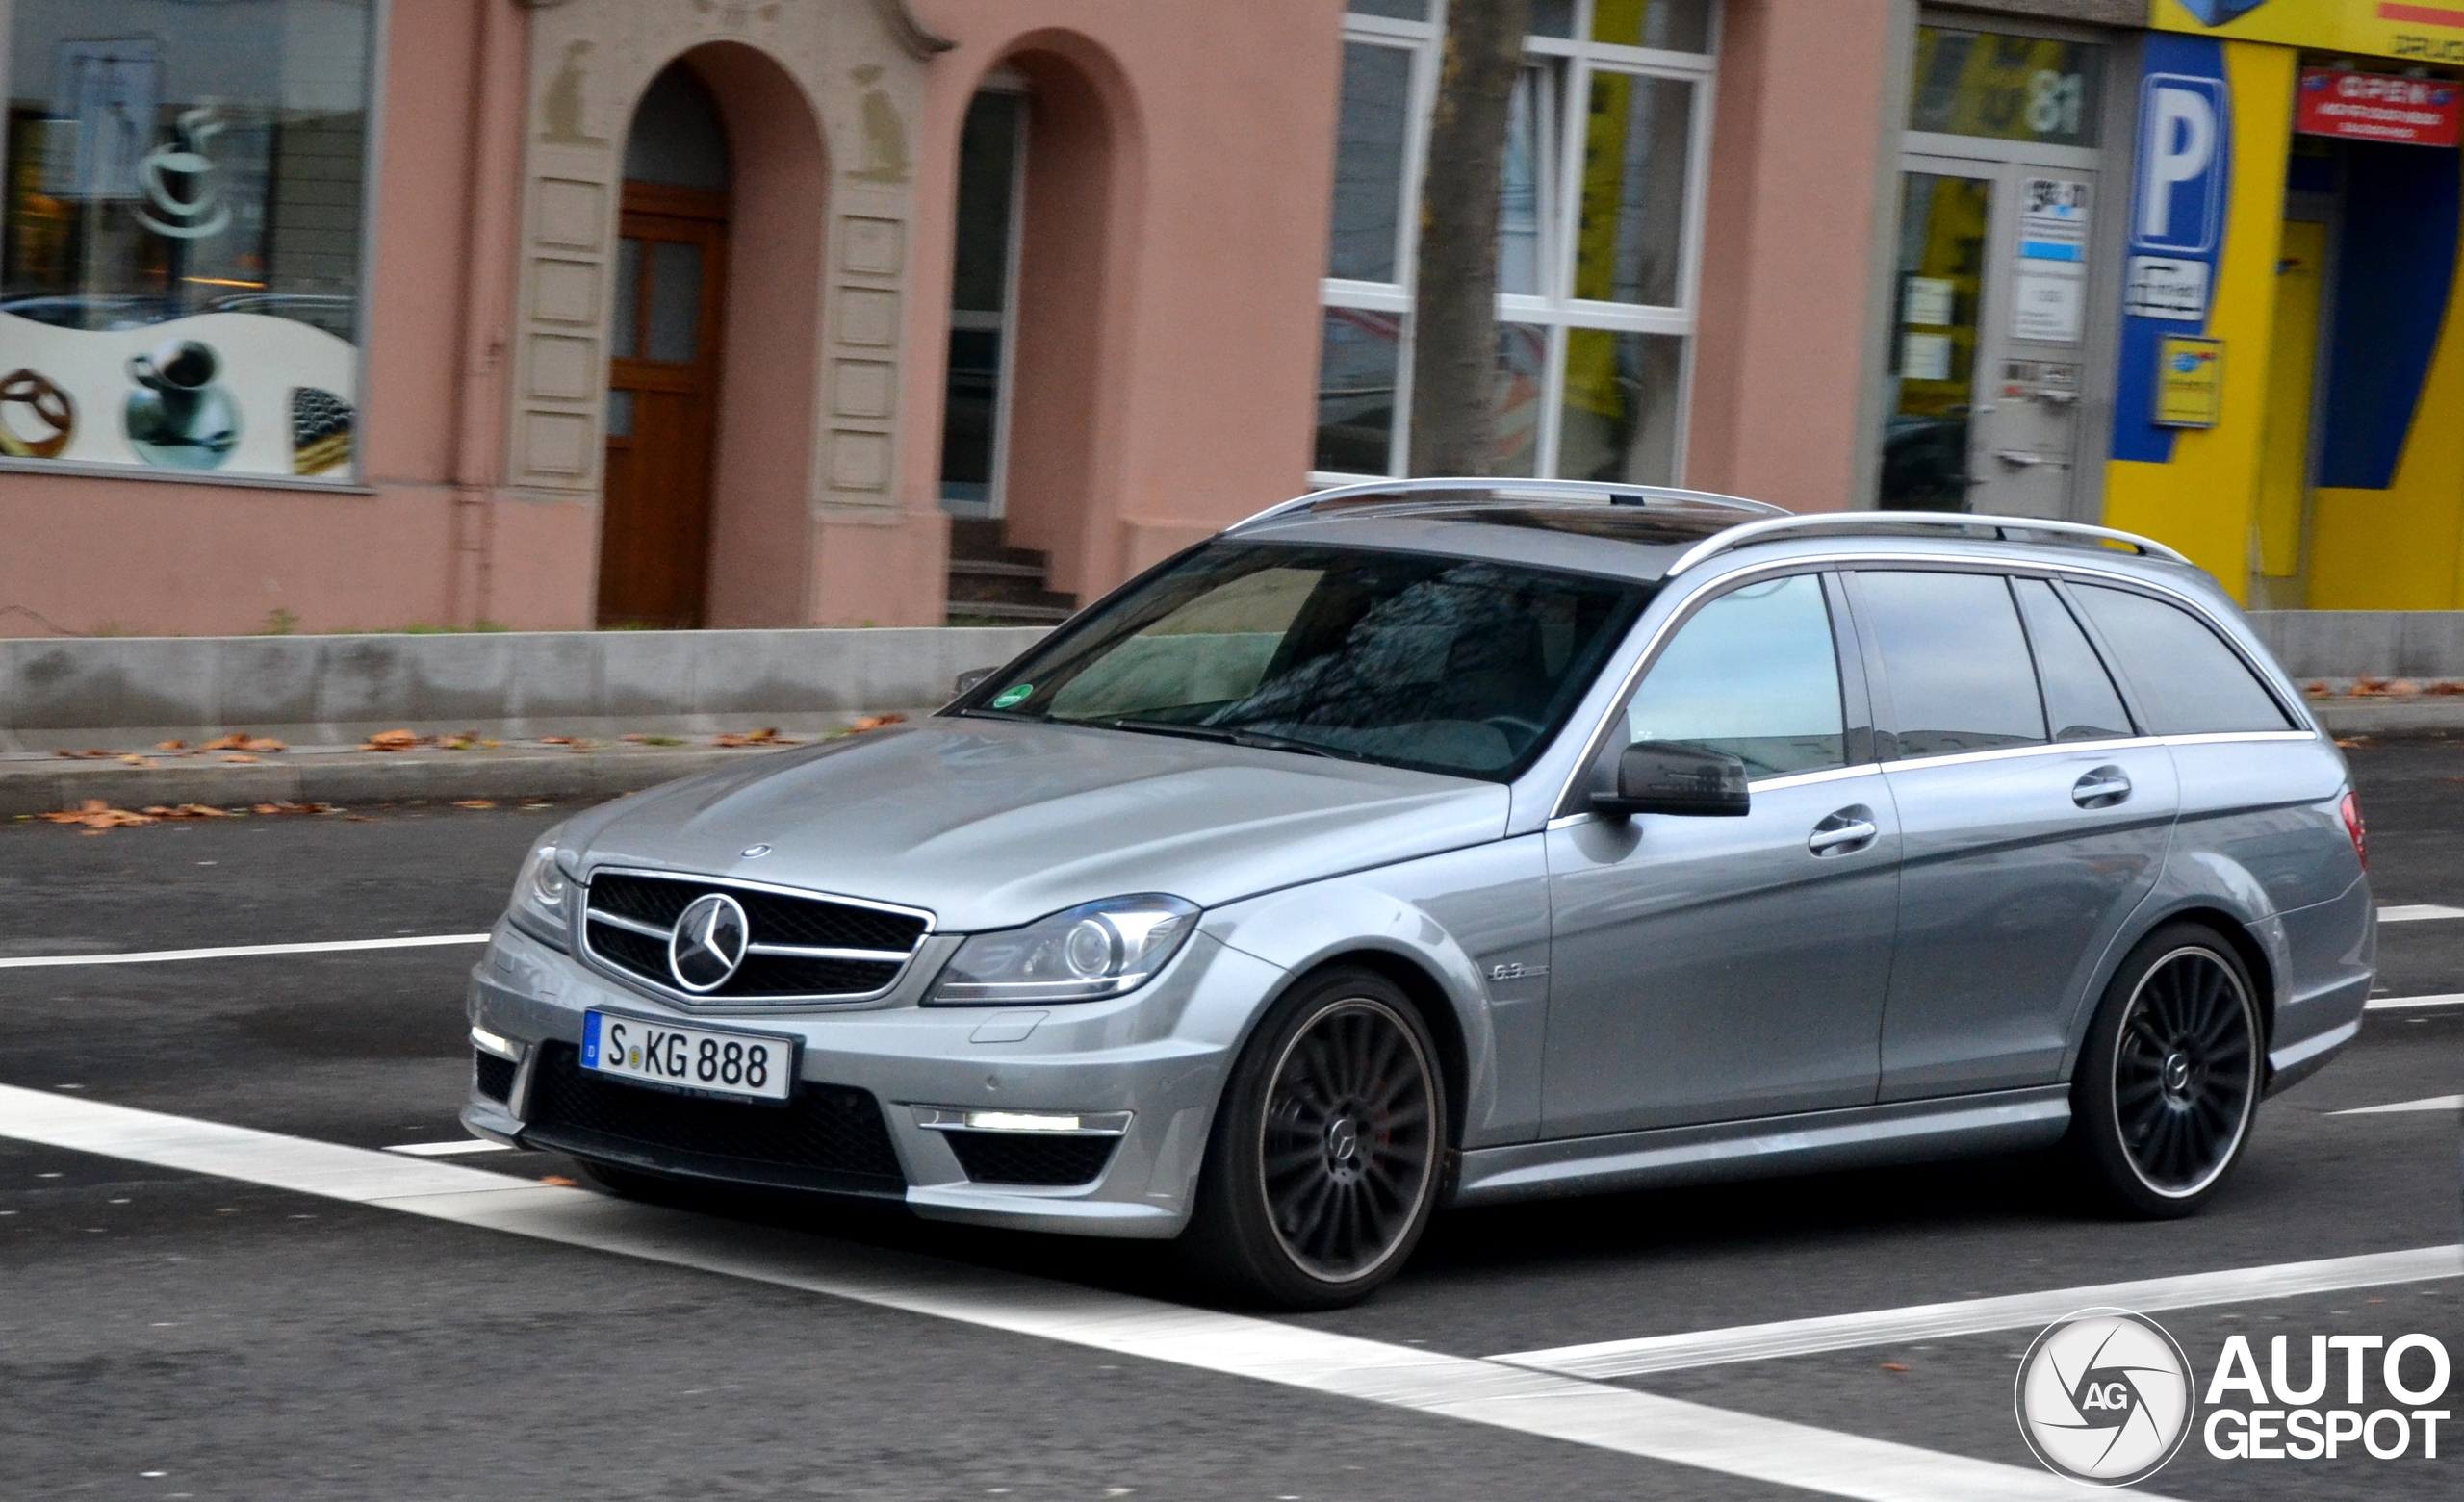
top-left (2070, 924), bottom-right (2264, 1217)
top-left (1182, 969), bottom-right (1446, 1309)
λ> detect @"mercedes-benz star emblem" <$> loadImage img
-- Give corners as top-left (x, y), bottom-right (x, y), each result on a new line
top-left (668, 892), bottom-right (751, 993)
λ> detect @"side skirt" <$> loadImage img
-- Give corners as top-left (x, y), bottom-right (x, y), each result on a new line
top-left (1450, 1086), bottom-right (2071, 1207)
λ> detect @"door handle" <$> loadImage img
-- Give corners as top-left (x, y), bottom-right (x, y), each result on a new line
top-left (1809, 807), bottom-right (1879, 855)
top-left (2072, 766), bottom-right (2132, 808)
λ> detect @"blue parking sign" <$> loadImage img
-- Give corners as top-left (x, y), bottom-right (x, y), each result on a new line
top-left (2132, 73), bottom-right (2227, 256)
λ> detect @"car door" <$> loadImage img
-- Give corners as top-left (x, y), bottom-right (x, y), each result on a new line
top-left (1851, 568), bottom-right (2179, 1101)
top-left (1542, 571), bottom-right (1900, 1138)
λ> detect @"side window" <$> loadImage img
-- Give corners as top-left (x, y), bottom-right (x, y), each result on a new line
top-left (2013, 578), bottom-right (2135, 741)
top-left (2068, 585), bottom-right (2295, 734)
top-left (1856, 571), bottom-right (2046, 757)
top-left (1623, 573), bottom-right (1845, 778)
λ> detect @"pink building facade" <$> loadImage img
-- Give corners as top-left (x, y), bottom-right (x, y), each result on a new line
top-left (0, 1), bottom-right (2118, 638)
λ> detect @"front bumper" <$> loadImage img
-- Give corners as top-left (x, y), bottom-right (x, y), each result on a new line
top-left (461, 918), bottom-right (1285, 1238)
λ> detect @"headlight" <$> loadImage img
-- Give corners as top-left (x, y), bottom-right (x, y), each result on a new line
top-left (927, 894), bottom-right (1199, 1005)
top-left (506, 836), bottom-right (573, 950)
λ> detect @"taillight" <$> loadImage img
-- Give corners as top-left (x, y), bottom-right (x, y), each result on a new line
top-left (2341, 791), bottom-right (2368, 872)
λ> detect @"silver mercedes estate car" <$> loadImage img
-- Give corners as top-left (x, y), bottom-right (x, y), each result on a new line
top-left (464, 480), bottom-right (2374, 1308)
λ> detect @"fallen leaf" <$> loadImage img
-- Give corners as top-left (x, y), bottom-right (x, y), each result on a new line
top-left (851, 714), bottom-right (908, 733)
top-left (156, 740), bottom-right (188, 751)
top-left (250, 801), bottom-right (340, 817)
top-left (1880, 1362), bottom-right (1910, 1373)
top-left (201, 732), bottom-right (286, 753)
top-left (2303, 681), bottom-right (2330, 697)
top-left (119, 754), bottom-right (153, 767)
top-left (38, 799), bottom-right (155, 829)
top-left (2431, 681), bottom-right (2464, 696)
top-left (360, 728), bottom-right (426, 752)
top-left (537, 736), bottom-right (578, 746)
top-left (538, 1175), bottom-right (579, 1187)
top-left (2390, 679), bottom-right (2422, 697)
top-left (220, 753), bottom-right (257, 764)
top-left (713, 727), bottom-right (799, 748)
top-left (453, 799), bottom-right (497, 809)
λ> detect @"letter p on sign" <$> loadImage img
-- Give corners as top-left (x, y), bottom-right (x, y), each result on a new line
top-left (2134, 77), bottom-right (2226, 255)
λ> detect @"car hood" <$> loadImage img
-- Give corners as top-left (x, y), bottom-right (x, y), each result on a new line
top-left (563, 718), bottom-right (1510, 931)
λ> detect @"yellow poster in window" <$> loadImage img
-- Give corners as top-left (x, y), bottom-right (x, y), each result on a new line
top-left (2155, 336), bottom-right (2225, 428)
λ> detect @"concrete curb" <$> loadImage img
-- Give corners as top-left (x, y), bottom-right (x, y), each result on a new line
top-left (2310, 700), bottom-right (2464, 735)
top-left (1, 743), bottom-right (799, 818)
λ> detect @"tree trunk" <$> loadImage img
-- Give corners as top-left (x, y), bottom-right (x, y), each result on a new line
top-left (1407, 0), bottom-right (1531, 478)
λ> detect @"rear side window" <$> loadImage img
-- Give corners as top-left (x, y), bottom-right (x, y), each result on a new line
top-left (1856, 571), bottom-right (2046, 757)
top-left (2013, 579), bottom-right (2135, 741)
top-left (2068, 585), bottom-right (2294, 734)
top-left (1623, 573), bottom-right (1845, 777)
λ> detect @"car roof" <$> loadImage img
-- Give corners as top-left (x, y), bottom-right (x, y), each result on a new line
top-left (1225, 479), bottom-right (2196, 589)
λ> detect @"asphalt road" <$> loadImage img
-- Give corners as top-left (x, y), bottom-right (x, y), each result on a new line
top-left (3, 742), bottom-right (2459, 1501)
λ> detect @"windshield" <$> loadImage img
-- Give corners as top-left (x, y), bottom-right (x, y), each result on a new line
top-left (953, 543), bottom-right (1651, 780)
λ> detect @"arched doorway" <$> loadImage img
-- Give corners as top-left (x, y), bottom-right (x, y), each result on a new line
top-left (597, 64), bottom-right (732, 628)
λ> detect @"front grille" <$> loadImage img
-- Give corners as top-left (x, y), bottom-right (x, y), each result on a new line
top-left (582, 871), bottom-right (929, 1002)
top-left (521, 1042), bottom-right (905, 1196)
top-left (943, 1131), bottom-right (1119, 1186)
top-left (473, 1050), bottom-right (516, 1104)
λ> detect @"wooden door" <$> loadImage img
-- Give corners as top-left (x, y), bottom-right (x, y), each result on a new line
top-left (598, 183), bottom-right (729, 627)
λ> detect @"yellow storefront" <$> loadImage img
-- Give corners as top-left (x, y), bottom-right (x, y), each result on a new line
top-left (2105, 0), bottom-right (2464, 607)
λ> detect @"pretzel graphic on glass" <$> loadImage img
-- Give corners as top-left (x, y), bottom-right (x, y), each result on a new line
top-left (0, 369), bottom-right (75, 459)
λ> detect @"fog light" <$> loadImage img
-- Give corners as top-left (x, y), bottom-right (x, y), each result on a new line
top-left (910, 1105), bottom-right (1131, 1136)
top-left (470, 1025), bottom-right (519, 1060)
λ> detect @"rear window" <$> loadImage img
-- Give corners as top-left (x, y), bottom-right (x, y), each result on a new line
top-left (2013, 578), bottom-right (2135, 742)
top-left (1855, 571), bottom-right (2046, 757)
top-left (2068, 585), bottom-right (2294, 735)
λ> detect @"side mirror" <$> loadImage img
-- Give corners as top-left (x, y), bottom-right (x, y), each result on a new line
top-left (1593, 740), bottom-right (1750, 818)
top-left (953, 666), bottom-right (998, 697)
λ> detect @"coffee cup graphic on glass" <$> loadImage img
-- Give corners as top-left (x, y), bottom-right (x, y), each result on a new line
top-left (125, 338), bottom-right (241, 470)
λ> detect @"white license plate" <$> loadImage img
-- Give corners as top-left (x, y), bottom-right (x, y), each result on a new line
top-left (581, 1011), bottom-right (794, 1103)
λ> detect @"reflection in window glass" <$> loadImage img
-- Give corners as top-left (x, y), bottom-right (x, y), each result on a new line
top-left (1, 0), bottom-right (373, 479)
top-left (2013, 579), bottom-right (2133, 741)
top-left (604, 388), bottom-right (635, 440)
top-left (1591, 0), bottom-right (1715, 53)
top-left (1329, 42), bottom-right (1413, 282)
top-left (1558, 328), bottom-right (1681, 484)
top-left (1858, 572), bottom-right (2046, 757)
top-left (611, 238), bottom-right (642, 360)
top-left (1498, 64), bottom-right (1560, 296)
top-left (1346, 0), bottom-right (1429, 18)
top-left (646, 241), bottom-right (703, 364)
top-left (1626, 574), bottom-right (1844, 778)
top-left (986, 543), bottom-right (1649, 780)
top-left (949, 91), bottom-right (1021, 314)
top-left (1880, 172), bottom-right (1989, 511)
top-left (1908, 27), bottom-right (2102, 147)
top-left (1493, 322), bottom-right (1550, 478)
top-left (1576, 71), bottom-right (1691, 306)
top-left (1529, 0), bottom-right (1577, 39)
top-left (1315, 308), bottom-right (1401, 475)
top-left (2069, 586), bottom-right (2293, 735)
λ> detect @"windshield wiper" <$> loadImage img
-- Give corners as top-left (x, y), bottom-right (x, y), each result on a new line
top-left (1097, 718), bottom-right (1359, 761)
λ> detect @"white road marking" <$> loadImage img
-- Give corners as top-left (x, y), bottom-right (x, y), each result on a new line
top-left (2365, 993), bottom-right (2464, 1010)
top-left (2379, 904), bottom-right (2464, 923)
top-left (1494, 1244), bottom-right (2464, 1382)
top-left (0, 1084), bottom-right (2138, 1502)
top-left (383, 1138), bottom-right (517, 1157)
top-left (2330, 1094), bottom-right (2464, 1116)
top-left (0, 934), bottom-right (491, 970)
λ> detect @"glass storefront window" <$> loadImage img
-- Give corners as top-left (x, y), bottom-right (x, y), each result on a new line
top-left (1881, 171), bottom-right (1991, 511)
top-left (1576, 69), bottom-right (1691, 307)
top-left (2, 0), bottom-right (373, 478)
top-left (1317, 0), bottom-right (1712, 481)
top-left (1908, 26), bottom-right (2102, 148)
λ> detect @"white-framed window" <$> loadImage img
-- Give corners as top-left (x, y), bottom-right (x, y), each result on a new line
top-left (1317, 0), bottom-right (1719, 487)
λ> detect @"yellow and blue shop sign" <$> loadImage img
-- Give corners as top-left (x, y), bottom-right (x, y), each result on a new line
top-left (2107, 2), bottom-right (2464, 606)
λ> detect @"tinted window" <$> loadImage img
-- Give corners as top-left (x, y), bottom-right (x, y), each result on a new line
top-left (2069, 585), bottom-right (2294, 734)
top-left (965, 543), bottom-right (1647, 779)
top-left (1623, 573), bottom-right (1845, 777)
top-left (2013, 579), bottom-right (2134, 741)
top-left (1857, 572), bottom-right (2046, 757)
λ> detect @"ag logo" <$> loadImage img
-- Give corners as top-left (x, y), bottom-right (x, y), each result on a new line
top-left (2015, 1309), bottom-right (2195, 1486)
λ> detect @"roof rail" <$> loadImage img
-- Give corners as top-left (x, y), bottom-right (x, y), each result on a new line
top-left (1227, 476), bottom-right (1787, 533)
top-left (1659, 511), bottom-right (2193, 577)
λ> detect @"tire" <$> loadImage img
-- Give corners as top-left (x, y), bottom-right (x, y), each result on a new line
top-left (2067, 923), bottom-right (2265, 1218)
top-left (1180, 968), bottom-right (1448, 1310)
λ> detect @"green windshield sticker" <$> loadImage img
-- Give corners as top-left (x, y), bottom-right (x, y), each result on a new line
top-left (990, 683), bottom-right (1034, 709)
